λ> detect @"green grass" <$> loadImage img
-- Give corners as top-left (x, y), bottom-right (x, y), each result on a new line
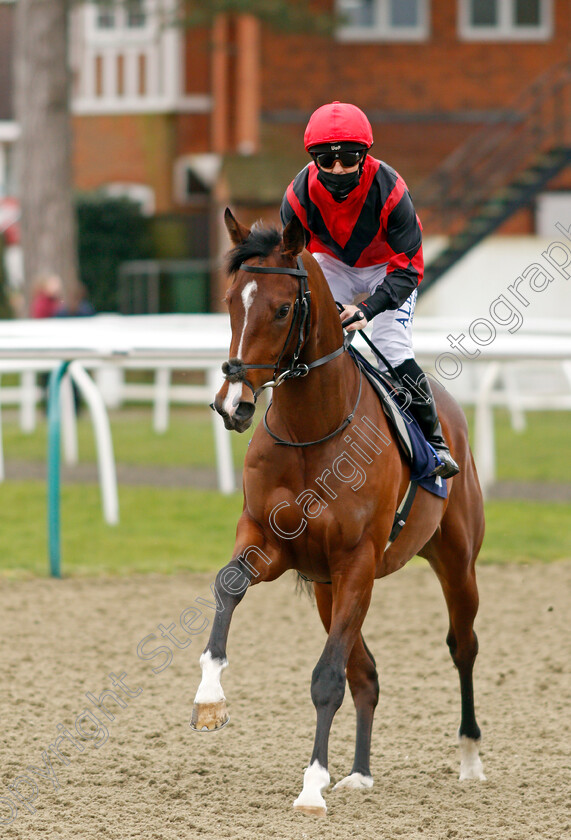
top-left (464, 408), bottom-right (571, 483)
top-left (4, 405), bottom-right (568, 480)
top-left (478, 500), bottom-right (571, 564)
top-left (1, 406), bottom-right (256, 469)
top-left (494, 410), bottom-right (571, 482)
top-left (0, 406), bottom-right (569, 577)
top-left (0, 484), bottom-right (567, 578)
top-left (0, 482), bottom-right (243, 578)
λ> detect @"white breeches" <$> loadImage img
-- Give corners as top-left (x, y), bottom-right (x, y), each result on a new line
top-left (313, 252), bottom-right (417, 370)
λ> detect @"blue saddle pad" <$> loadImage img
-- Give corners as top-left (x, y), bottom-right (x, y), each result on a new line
top-left (348, 346), bottom-right (447, 499)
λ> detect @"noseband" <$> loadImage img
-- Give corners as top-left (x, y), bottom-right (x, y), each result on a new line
top-left (222, 256), bottom-right (346, 401)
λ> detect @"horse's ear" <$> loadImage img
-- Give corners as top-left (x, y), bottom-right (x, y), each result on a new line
top-left (282, 215), bottom-right (305, 258)
top-left (224, 207), bottom-right (251, 245)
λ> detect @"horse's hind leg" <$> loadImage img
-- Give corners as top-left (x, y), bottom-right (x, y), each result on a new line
top-left (314, 584), bottom-right (379, 791)
top-left (333, 634), bottom-right (378, 790)
top-left (428, 554), bottom-right (486, 781)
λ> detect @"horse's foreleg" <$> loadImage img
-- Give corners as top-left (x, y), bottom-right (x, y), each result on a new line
top-left (190, 556), bottom-right (252, 732)
top-left (430, 557), bottom-right (486, 781)
top-left (293, 559), bottom-right (375, 816)
top-left (333, 634), bottom-right (379, 791)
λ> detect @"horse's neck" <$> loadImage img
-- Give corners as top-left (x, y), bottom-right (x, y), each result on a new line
top-left (271, 274), bottom-right (356, 440)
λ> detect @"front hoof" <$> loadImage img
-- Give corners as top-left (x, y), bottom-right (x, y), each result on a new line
top-left (333, 772), bottom-right (373, 791)
top-left (190, 700), bottom-right (229, 732)
top-left (458, 735), bottom-right (486, 781)
top-left (293, 761), bottom-right (329, 816)
top-left (293, 803), bottom-right (326, 818)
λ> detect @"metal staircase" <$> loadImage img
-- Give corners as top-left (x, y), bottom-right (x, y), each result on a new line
top-left (414, 59), bottom-right (571, 294)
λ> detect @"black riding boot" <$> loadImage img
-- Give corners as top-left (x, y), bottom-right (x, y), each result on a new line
top-left (394, 359), bottom-right (460, 480)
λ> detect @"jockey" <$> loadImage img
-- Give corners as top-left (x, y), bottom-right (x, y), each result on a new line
top-left (280, 101), bottom-right (459, 479)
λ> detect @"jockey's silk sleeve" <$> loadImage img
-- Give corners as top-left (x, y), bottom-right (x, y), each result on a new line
top-left (361, 189), bottom-right (423, 318)
top-left (280, 194), bottom-right (294, 227)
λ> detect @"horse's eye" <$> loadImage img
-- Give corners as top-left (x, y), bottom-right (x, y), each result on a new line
top-left (275, 304), bottom-right (291, 320)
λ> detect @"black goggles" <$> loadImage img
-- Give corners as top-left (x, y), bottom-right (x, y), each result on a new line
top-left (312, 149), bottom-right (365, 169)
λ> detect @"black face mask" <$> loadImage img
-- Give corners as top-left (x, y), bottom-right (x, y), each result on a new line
top-left (317, 168), bottom-right (361, 202)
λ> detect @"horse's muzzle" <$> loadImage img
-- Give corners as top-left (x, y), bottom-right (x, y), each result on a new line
top-left (213, 396), bottom-right (256, 433)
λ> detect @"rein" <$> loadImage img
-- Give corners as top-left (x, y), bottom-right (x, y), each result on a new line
top-left (222, 254), bottom-right (360, 447)
top-left (263, 364), bottom-right (362, 448)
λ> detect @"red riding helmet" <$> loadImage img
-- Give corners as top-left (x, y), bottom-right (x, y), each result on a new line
top-left (304, 101), bottom-right (374, 152)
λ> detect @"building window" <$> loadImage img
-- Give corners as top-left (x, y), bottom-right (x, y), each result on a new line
top-left (337, 0), bottom-right (429, 41)
top-left (173, 155), bottom-right (221, 205)
top-left (92, 0), bottom-right (149, 37)
top-left (0, 141), bottom-right (17, 200)
top-left (96, 3), bottom-right (116, 30)
top-left (126, 0), bottom-right (146, 29)
top-left (459, 0), bottom-right (552, 40)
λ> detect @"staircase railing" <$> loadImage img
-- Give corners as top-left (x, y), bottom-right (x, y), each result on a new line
top-left (414, 58), bottom-right (571, 234)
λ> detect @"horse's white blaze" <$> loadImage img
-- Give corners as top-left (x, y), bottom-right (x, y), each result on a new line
top-left (223, 280), bottom-right (257, 418)
top-left (222, 381), bottom-right (244, 418)
top-left (237, 280), bottom-right (257, 358)
top-left (193, 651), bottom-right (228, 704)
top-left (293, 760), bottom-right (330, 812)
top-left (458, 735), bottom-right (486, 781)
top-left (333, 772), bottom-right (373, 791)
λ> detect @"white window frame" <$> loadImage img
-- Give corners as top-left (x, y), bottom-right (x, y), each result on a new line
top-left (0, 125), bottom-right (18, 199)
top-left (72, 0), bottom-right (212, 114)
top-left (458, 0), bottom-right (553, 41)
top-left (86, 0), bottom-right (155, 45)
top-left (337, 0), bottom-right (430, 42)
top-left (102, 183), bottom-right (156, 215)
top-left (173, 155), bottom-right (221, 206)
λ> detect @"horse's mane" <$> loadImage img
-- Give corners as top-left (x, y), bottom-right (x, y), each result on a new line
top-left (227, 224), bottom-right (283, 275)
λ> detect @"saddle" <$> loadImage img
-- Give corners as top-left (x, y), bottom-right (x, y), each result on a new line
top-left (347, 345), bottom-right (447, 500)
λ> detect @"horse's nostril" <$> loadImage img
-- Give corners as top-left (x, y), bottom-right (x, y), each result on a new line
top-left (234, 402), bottom-right (255, 423)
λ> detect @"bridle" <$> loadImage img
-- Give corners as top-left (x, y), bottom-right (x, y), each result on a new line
top-left (222, 256), bottom-right (345, 400)
top-left (221, 255), bottom-right (362, 448)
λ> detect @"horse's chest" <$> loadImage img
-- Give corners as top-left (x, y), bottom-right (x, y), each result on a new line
top-left (250, 483), bottom-right (367, 560)
top-left (244, 449), bottom-right (379, 554)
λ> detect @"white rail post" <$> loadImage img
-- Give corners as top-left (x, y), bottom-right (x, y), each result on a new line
top-left (207, 365), bottom-right (236, 495)
top-left (60, 372), bottom-right (79, 465)
top-left (474, 362), bottom-right (501, 498)
top-left (69, 361), bottom-right (119, 525)
top-left (153, 367), bottom-right (171, 433)
top-left (20, 369), bottom-right (37, 432)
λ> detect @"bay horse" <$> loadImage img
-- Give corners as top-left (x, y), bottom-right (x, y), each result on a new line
top-left (191, 209), bottom-right (486, 816)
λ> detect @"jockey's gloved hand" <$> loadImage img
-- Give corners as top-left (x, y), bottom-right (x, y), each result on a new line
top-left (340, 306), bottom-right (368, 332)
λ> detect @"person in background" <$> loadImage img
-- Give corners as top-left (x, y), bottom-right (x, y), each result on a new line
top-left (30, 273), bottom-right (64, 319)
top-left (55, 282), bottom-right (95, 318)
top-left (280, 101), bottom-right (459, 479)
top-left (30, 274), bottom-right (65, 409)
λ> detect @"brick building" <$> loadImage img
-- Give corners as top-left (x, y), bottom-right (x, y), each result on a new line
top-left (1, 0), bottom-right (570, 307)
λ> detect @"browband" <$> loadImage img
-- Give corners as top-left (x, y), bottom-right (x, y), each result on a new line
top-left (240, 257), bottom-right (308, 278)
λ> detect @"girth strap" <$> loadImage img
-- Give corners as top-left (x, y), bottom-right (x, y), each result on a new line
top-left (385, 481), bottom-right (418, 549)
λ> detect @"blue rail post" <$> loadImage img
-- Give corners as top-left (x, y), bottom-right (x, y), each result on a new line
top-left (47, 361), bottom-right (71, 578)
